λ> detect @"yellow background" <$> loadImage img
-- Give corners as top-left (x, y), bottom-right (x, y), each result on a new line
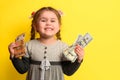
top-left (0, 0), bottom-right (120, 80)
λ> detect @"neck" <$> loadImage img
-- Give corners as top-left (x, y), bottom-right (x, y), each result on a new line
top-left (39, 37), bottom-right (57, 45)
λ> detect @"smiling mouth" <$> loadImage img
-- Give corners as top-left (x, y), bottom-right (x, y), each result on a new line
top-left (45, 28), bottom-right (53, 31)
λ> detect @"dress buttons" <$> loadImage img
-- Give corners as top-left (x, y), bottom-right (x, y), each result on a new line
top-left (44, 56), bottom-right (46, 59)
top-left (44, 51), bottom-right (47, 54)
top-left (45, 47), bottom-right (47, 49)
top-left (44, 47), bottom-right (47, 59)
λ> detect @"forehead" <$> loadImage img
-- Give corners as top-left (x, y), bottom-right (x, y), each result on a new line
top-left (40, 11), bottom-right (58, 19)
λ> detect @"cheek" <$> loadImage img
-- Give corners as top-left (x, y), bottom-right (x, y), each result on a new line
top-left (55, 25), bottom-right (60, 32)
top-left (35, 25), bottom-right (42, 32)
top-left (36, 22), bottom-right (44, 30)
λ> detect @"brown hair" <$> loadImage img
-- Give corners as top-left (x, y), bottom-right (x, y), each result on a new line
top-left (30, 7), bottom-right (62, 40)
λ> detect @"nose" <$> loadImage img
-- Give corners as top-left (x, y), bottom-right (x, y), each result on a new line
top-left (46, 21), bottom-right (51, 26)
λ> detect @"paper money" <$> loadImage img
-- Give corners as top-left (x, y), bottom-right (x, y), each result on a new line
top-left (63, 33), bottom-right (93, 62)
top-left (75, 33), bottom-right (93, 48)
top-left (15, 33), bottom-right (25, 41)
top-left (14, 33), bottom-right (26, 58)
top-left (63, 45), bottom-right (77, 62)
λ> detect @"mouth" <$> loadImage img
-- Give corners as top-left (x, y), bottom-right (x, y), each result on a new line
top-left (44, 27), bottom-right (53, 31)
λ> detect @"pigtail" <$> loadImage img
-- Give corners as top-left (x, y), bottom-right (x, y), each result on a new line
top-left (30, 24), bottom-right (35, 40)
top-left (56, 30), bottom-right (61, 40)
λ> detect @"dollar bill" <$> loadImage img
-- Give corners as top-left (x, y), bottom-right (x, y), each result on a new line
top-left (14, 33), bottom-right (26, 58)
top-left (63, 33), bottom-right (93, 62)
top-left (75, 33), bottom-right (93, 48)
top-left (15, 33), bottom-right (25, 41)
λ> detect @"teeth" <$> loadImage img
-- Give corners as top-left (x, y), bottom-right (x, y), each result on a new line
top-left (45, 28), bottom-right (53, 31)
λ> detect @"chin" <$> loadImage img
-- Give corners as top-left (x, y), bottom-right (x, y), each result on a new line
top-left (43, 35), bottom-right (54, 39)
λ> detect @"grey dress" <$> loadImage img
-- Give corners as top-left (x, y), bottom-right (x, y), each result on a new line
top-left (25, 39), bottom-right (68, 80)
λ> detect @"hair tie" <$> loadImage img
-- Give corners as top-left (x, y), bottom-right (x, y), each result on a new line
top-left (58, 10), bottom-right (64, 16)
top-left (29, 11), bottom-right (36, 19)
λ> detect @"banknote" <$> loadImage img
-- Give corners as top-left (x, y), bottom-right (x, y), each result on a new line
top-left (63, 33), bottom-right (93, 62)
top-left (75, 33), bottom-right (93, 48)
top-left (14, 33), bottom-right (26, 58)
top-left (15, 33), bottom-right (25, 41)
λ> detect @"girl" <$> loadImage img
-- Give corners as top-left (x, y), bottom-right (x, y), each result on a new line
top-left (8, 7), bottom-right (84, 80)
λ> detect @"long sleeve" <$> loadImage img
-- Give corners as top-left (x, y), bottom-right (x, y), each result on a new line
top-left (61, 59), bottom-right (83, 76)
top-left (11, 57), bottom-right (30, 74)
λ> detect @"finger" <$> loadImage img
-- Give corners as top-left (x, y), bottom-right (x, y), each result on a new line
top-left (75, 47), bottom-right (84, 57)
top-left (8, 42), bottom-right (16, 48)
top-left (15, 53), bottom-right (25, 58)
top-left (75, 44), bottom-right (82, 49)
top-left (15, 40), bottom-right (24, 45)
top-left (8, 42), bottom-right (16, 54)
top-left (75, 48), bottom-right (81, 56)
top-left (75, 46), bottom-right (83, 53)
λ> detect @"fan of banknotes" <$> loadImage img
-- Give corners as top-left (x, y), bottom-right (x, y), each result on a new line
top-left (14, 33), bottom-right (26, 58)
top-left (63, 33), bottom-right (93, 62)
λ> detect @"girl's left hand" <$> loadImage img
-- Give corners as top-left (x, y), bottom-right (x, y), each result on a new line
top-left (74, 44), bottom-right (85, 62)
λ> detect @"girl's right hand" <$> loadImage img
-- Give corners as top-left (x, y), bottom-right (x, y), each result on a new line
top-left (8, 42), bottom-right (17, 56)
top-left (8, 40), bottom-right (25, 58)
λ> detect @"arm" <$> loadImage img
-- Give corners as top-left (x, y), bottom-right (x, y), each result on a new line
top-left (62, 44), bottom-right (84, 76)
top-left (10, 56), bottom-right (30, 74)
top-left (8, 39), bottom-right (30, 74)
top-left (61, 59), bottom-right (83, 76)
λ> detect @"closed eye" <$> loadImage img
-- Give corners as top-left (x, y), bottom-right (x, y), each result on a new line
top-left (40, 19), bottom-right (46, 22)
top-left (51, 20), bottom-right (55, 22)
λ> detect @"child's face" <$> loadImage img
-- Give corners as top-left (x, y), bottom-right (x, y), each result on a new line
top-left (35, 10), bottom-right (60, 38)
